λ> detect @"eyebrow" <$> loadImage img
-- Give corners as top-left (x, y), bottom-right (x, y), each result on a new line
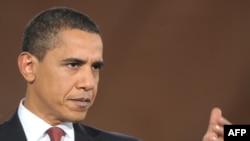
top-left (61, 57), bottom-right (104, 66)
top-left (62, 58), bottom-right (86, 64)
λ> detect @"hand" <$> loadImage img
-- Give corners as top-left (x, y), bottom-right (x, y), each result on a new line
top-left (202, 107), bottom-right (231, 141)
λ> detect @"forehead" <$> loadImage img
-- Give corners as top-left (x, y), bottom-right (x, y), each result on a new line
top-left (46, 29), bottom-right (103, 61)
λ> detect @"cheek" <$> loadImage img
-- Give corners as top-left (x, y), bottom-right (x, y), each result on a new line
top-left (56, 78), bottom-right (76, 96)
top-left (45, 73), bottom-right (76, 100)
top-left (94, 74), bottom-right (100, 88)
top-left (91, 82), bottom-right (99, 102)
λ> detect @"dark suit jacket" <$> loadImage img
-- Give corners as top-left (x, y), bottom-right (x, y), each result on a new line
top-left (0, 111), bottom-right (140, 141)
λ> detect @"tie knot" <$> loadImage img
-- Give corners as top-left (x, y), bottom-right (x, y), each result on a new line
top-left (46, 127), bottom-right (65, 141)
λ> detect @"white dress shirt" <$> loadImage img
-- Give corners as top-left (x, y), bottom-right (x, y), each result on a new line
top-left (18, 99), bottom-right (75, 141)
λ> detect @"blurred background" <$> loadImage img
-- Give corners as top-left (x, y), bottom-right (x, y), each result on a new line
top-left (1, 0), bottom-right (250, 141)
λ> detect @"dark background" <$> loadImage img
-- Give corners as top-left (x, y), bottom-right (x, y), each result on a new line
top-left (1, 1), bottom-right (250, 141)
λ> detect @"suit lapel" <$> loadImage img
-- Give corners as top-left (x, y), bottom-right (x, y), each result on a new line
top-left (1, 110), bottom-right (27, 141)
top-left (73, 123), bottom-right (97, 141)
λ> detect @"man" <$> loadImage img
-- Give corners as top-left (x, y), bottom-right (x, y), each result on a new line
top-left (0, 7), bottom-right (140, 141)
top-left (0, 6), bottom-right (230, 141)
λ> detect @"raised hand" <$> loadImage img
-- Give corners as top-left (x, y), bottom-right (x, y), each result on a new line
top-left (203, 108), bottom-right (231, 141)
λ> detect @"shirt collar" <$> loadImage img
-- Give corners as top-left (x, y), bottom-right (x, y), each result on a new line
top-left (17, 98), bottom-right (74, 140)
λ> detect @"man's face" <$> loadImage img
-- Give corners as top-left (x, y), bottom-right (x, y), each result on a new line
top-left (26, 29), bottom-right (103, 125)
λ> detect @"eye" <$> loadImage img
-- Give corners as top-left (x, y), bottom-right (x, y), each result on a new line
top-left (92, 62), bottom-right (104, 71)
top-left (67, 63), bottom-right (79, 68)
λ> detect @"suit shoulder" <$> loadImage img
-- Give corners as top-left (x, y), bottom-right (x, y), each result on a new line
top-left (107, 131), bottom-right (141, 141)
top-left (0, 121), bottom-right (5, 131)
top-left (74, 123), bottom-right (140, 141)
top-left (0, 118), bottom-right (13, 132)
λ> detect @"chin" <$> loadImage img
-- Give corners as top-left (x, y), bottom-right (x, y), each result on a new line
top-left (65, 112), bottom-right (88, 122)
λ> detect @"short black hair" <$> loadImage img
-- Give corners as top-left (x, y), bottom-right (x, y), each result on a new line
top-left (22, 7), bottom-right (101, 60)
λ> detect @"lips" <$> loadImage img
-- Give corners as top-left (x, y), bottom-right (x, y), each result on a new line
top-left (69, 98), bottom-right (91, 107)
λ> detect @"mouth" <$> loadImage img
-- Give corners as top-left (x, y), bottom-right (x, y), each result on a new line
top-left (69, 98), bottom-right (91, 108)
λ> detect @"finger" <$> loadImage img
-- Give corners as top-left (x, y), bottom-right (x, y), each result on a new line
top-left (213, 124), bottom-right (224, 136)
top-left (203, 134), bottom-right (223, 141)
top-left (207, 107), bottom-right (223, 133)
top-left (217, 136), bottom-right (224, 141)
top-left (209, 107), bottom-right (222, 125)
top-left (219, 117), bottom-right (232, 126)
top-left (203, 132), bottom-right (218, 141)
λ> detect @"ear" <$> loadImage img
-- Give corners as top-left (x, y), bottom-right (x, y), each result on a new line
top-left (17, 52), bottom-right (38, 83)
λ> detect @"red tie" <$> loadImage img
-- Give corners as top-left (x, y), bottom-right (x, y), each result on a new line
top-left (47, 127), bottom-right (65, 141)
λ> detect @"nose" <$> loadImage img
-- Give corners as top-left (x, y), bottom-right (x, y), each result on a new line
top-left (76, 67), bottom-right (95, 91)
